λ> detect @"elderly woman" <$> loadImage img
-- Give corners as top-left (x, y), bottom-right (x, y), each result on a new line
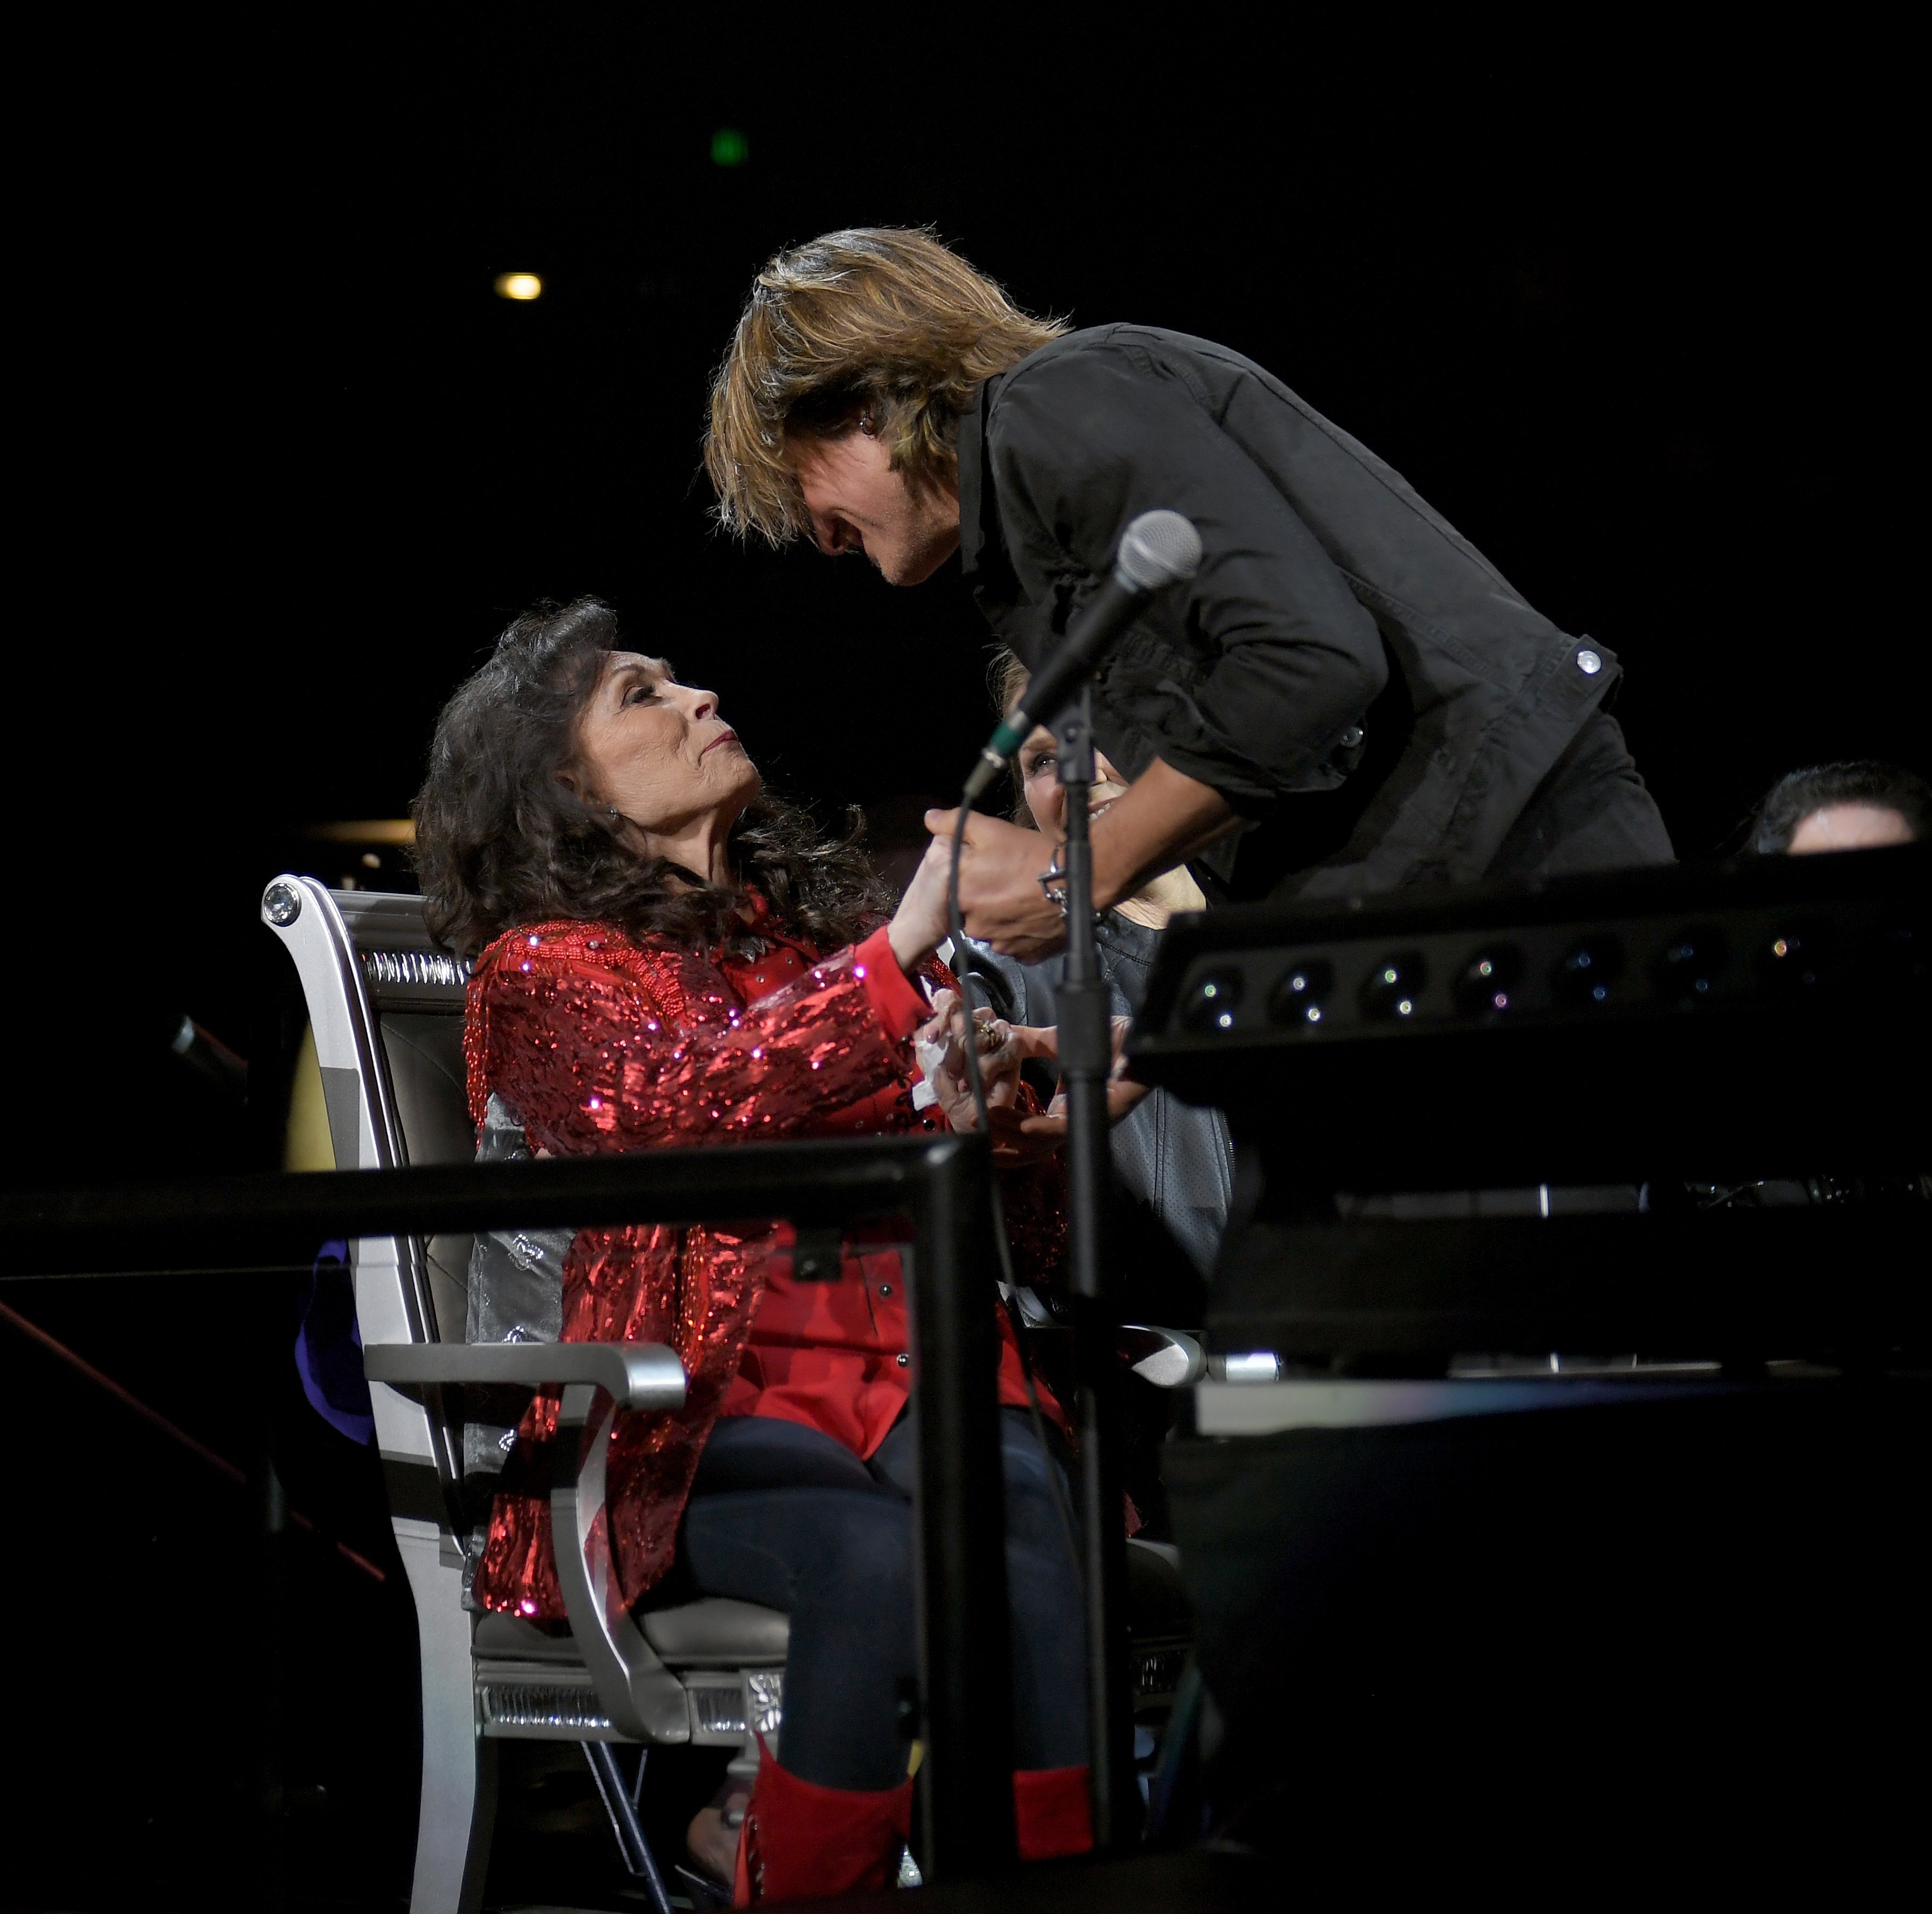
top-left (413, 598), bottom-right (1087, 1903)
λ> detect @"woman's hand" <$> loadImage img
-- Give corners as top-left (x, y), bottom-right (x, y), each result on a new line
top-left (921, 808), bottom-right (1066, 963)
top-left (887, 834), bottom-right (956, 974)
top-left (915, 989), bottom-right (1021, 1121)
top-left (915, 991), bottom-right (1059, 1165)
top-left (1014, 1016), bottom-right (1151, 1143)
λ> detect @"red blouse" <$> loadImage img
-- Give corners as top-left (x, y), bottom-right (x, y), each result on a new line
top-left (463, 912), bottom-right (1064, 1621)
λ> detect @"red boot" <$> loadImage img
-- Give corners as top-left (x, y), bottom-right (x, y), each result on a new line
top-left (733, 1739), bottom-right (914, 1906)
top-left (1013, 1765), bottom-right (1093, 1861)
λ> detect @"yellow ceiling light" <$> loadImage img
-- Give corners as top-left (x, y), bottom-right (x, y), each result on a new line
top-left (494, 272), bottom-right (543, 301)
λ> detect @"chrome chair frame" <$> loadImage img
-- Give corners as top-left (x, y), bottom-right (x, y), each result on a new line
top-left (263, 876), bottom-right (788, 1914)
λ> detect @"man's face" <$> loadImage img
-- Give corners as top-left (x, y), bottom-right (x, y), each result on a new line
top-left (1787, 802), bottom-right (1916, 854)
top-left (790, 430), bottom-right (961, 585)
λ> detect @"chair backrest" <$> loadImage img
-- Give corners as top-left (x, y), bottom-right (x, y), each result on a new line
top-left (262, 876), bottom-right (474, 1484)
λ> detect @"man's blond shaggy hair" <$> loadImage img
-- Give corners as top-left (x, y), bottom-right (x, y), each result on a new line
top-left (705, 228), bottom-right (1064, 546)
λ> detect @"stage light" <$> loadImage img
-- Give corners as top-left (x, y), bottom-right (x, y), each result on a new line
top-left (1182, 970), bottom-right (1245, 1035)
top-left (494, 272), bottom-right (543, 302)
top-left (1360, 950), bottom-right (1427, 1021)
top-left (1453, 944), bottom-right (1524, 1016)
top-left (1760, 921), bottom-right (1831, 996)
top-left (1269, 957), bottom-right (1335, 1028)
top-left (1655, 924), bottom-right (1729, 1003)
top-left (1552, 935), bottom-right (1626, 1009)
top-left (711, 128), bottom-right (749, 167)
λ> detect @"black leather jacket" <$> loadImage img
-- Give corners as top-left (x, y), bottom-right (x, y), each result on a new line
top-left (958, 325), bottom-right (1631, 901)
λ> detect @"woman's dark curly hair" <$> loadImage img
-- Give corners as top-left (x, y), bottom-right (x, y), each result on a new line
top-left (414, 597), bottom-right (889, 958)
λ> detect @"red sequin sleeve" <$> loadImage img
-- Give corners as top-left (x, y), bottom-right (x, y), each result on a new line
top-left (471, 927), bottom-right (924, 1155)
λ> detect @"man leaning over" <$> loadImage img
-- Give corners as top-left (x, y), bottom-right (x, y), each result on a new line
top-left (704, 227), bottom-right (1672, 960)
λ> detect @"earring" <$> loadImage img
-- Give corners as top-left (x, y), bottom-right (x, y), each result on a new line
top-left (858, 410), bottom-right (878, 438)
top-left (607, 806), bottom-right (621, 822)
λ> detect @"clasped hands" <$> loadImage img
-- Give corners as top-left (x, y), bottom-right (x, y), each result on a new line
top-left (914, 989), bottom-right (1147, 1166)
top-left (922, 809), bottom-right (1074, 964)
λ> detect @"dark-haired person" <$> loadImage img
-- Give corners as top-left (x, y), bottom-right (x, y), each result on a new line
top-left (1751, 760), bottom-right (1930, 855)
top-left (705, 229), bottom-right (1673, 961)
top-left (413, 598), bottom-right (1090, 1901)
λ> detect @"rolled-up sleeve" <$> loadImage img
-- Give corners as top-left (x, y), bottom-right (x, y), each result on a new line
top-left (988, 347), bottom-right (1388, 810)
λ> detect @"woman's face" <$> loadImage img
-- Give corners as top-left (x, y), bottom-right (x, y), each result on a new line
top-left (1016, 725), bottom-right (1130, 837)
top-left (570, 651), bottom-right (760, 838)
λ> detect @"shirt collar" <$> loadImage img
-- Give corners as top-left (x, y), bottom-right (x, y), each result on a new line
top-left (956, 376), bottom-right (1024, 610)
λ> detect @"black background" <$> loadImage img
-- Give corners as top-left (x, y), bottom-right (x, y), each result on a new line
top-left (9, 15), bottom-right (1922, 1908)
top-left (25, 14), bottom-right (1924, 1146)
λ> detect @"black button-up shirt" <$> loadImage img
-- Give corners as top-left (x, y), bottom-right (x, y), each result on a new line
top-left (957, 325), bottom-right (1622, 901)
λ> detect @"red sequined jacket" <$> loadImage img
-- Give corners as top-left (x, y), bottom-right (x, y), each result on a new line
top-left (463, 914), bottom-right (1064, 1621)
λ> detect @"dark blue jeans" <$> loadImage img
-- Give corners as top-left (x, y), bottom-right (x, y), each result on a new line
top-left (677, 1408), bottom-right (1088, 1791)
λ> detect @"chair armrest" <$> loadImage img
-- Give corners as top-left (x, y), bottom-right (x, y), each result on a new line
top-left (364, 1341), bottom-right (693, 1740)
top-left (1119, 1324), bottom-right (1206, 1388)
top-left (363, 1341), bottom-right (686, 1413)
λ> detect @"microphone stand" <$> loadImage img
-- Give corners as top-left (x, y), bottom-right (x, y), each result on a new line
top-left (1052, 688), bottom-right (1135, 1849)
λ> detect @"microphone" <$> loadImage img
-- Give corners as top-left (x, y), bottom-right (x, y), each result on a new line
top-left (962, 509), bottom-right (1203, 801)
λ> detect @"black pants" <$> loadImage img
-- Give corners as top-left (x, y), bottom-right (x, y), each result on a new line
top-left (676, 1409), bottom-right (1088, 1791)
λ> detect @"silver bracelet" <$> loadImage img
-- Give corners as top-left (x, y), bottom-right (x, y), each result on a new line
top-left (1036, 847), bottom-right (1070, 918)
top-left (1037, 849), bottom-right (1105, 927)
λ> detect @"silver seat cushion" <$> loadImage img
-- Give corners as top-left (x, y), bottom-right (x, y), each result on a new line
top-left (473, 1597), bottom-right (790, 1668)
top-left (640, 1597), bottom-right (790, 1664)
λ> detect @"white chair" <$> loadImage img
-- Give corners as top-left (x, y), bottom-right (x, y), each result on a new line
top-left (262, 875), bottom-right (787, 1914)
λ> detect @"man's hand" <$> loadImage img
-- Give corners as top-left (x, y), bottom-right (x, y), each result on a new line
top-left (923, 809), bottom-right (1069, 962)
top-left (926, 759), bottom-right (1237, 963)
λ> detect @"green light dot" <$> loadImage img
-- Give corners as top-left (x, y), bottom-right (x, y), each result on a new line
top-left (711, 128), bottom-right (749, 167)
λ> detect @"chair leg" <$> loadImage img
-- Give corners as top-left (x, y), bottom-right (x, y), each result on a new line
top-left (1145, 1652), bottom-right (1204, 1845)
top-left (583, 1742), bottom-right (676, 1914)
top-left (393, 1518), bottom-right (497, 1914)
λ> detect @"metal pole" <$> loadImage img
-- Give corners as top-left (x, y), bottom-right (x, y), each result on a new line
top-left (907, 1136), bottom-right (1016, 1875)
top-left (0, 1135), bottom-right (958, 1280)
top-left (1053, 690), bottom-right (1135, 1849)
